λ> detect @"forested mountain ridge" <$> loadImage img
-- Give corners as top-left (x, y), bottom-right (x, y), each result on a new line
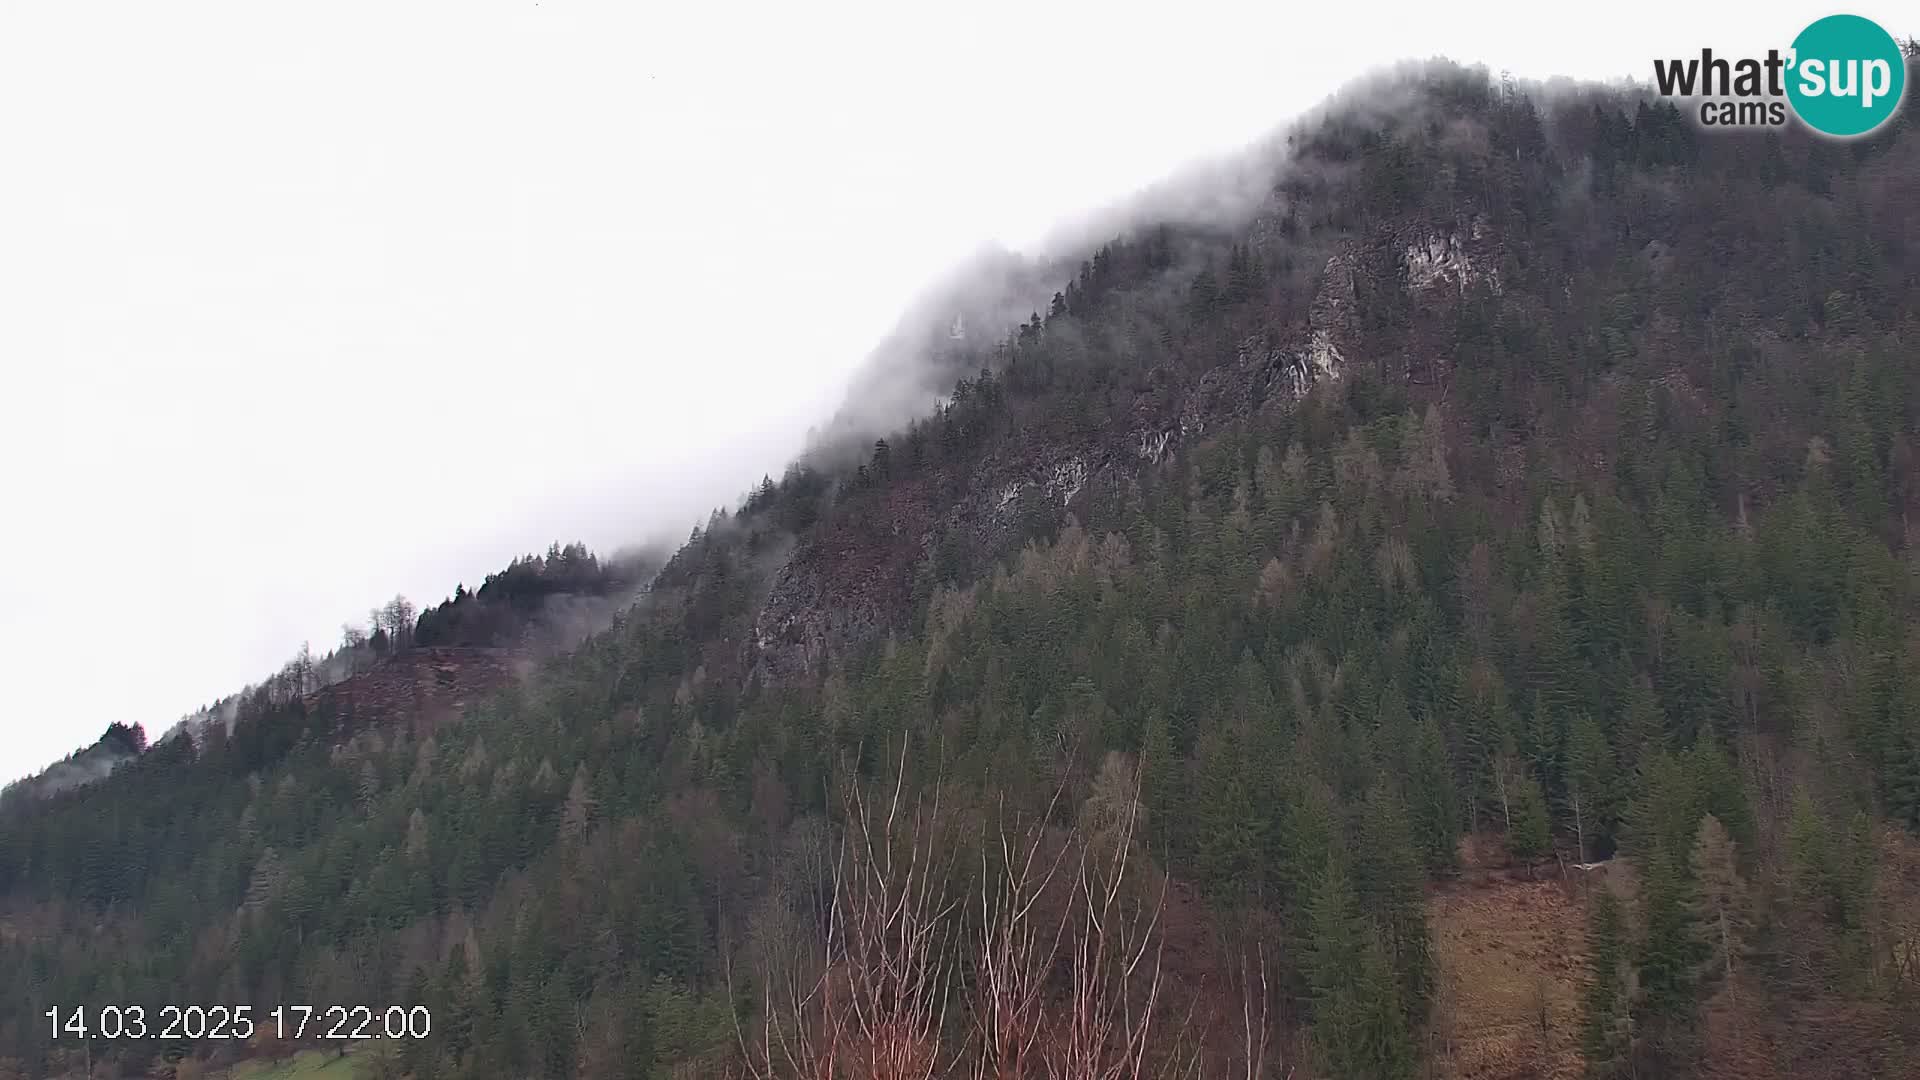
top-left (0, 542), bottom-right (654, 806)
top-left (5, 724), bottom-right (150, 802)
top-left (6, 56), bottom-right (1920, 1080)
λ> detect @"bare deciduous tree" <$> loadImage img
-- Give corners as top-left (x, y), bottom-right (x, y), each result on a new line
top-left (973, 790), bottom-right (1072, 1080)
top-left (739, 749), bottom-right (1276, 1080)
top-left (1048, 770), bottom-right (1167, 1080)
top-left (738, 744), bottom-right (960, 1080)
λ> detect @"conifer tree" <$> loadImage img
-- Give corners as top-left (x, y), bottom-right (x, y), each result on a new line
top-left (1879, 655), bottom-right (1920, 826)
top-left (1683, 739), bottom-right (1754, 853)
top-left (1304, 865), bottom-right (1417, 1080)
top-left (1784, 795), bottom-right (1879, 991)
top-left (1272, 773), bottom-right (1339, 908)
top-left (1507, 768), bottom-right (1553, 869)
top-left (561, 764), bottom-right (597, 841)
top-left (1191, 729), bottom-right (1263, 897)
top-left (1635, 846), bottom-right (1701, 1032)
top-left (1354, 784), bottom-right (1434, 1019)
top-left (1400, 711), bottom-right (1460, 873)
top-left (1565, 712), bottom-right (1620, 862)
top-left (1688, 814), bottom-right (1748, 997)
top-left (1581, 889), bottom-right (1633, 1078)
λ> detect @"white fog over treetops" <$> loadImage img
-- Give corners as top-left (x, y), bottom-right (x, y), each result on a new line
top-left (0, 0), bottom-right (1827, 780)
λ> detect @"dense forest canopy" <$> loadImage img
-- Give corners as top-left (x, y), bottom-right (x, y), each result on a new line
top-left (4, 58), bottom-right (1920, 1079)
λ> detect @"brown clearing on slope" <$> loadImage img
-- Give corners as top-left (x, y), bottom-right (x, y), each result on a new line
top-left (1427, 834), bottom-right (1601, 1080)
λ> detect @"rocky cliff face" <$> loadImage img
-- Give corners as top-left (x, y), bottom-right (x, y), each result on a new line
top-left (749, 210), bottom-right (1503, 681)
top-left (303, 646), bottom-right (527, 740)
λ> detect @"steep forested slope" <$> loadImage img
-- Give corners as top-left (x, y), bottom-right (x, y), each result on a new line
top-left (5, 59), bottom-right (1920, 1080)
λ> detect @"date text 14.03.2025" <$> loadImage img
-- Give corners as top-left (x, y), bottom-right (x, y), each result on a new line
top-left (44, 1004), bottom-right (432, 1041)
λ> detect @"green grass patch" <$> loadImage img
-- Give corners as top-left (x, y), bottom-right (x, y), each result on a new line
top-left (228, 1049), bottom-right (359, 1080)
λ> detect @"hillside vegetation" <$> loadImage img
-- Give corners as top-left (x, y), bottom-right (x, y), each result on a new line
top-left (4, 58), bottom-right (1920, 1079)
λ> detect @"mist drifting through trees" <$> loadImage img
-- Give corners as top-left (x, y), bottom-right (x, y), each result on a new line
top-left (5, 50), bottom-right (1920, 1080)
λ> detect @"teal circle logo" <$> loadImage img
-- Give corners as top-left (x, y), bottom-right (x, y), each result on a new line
top-left (1786, 14), bottom-right (1906, 137)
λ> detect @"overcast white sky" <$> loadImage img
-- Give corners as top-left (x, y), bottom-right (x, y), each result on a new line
top-left (0, 1), bottom-right (1877, 781)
